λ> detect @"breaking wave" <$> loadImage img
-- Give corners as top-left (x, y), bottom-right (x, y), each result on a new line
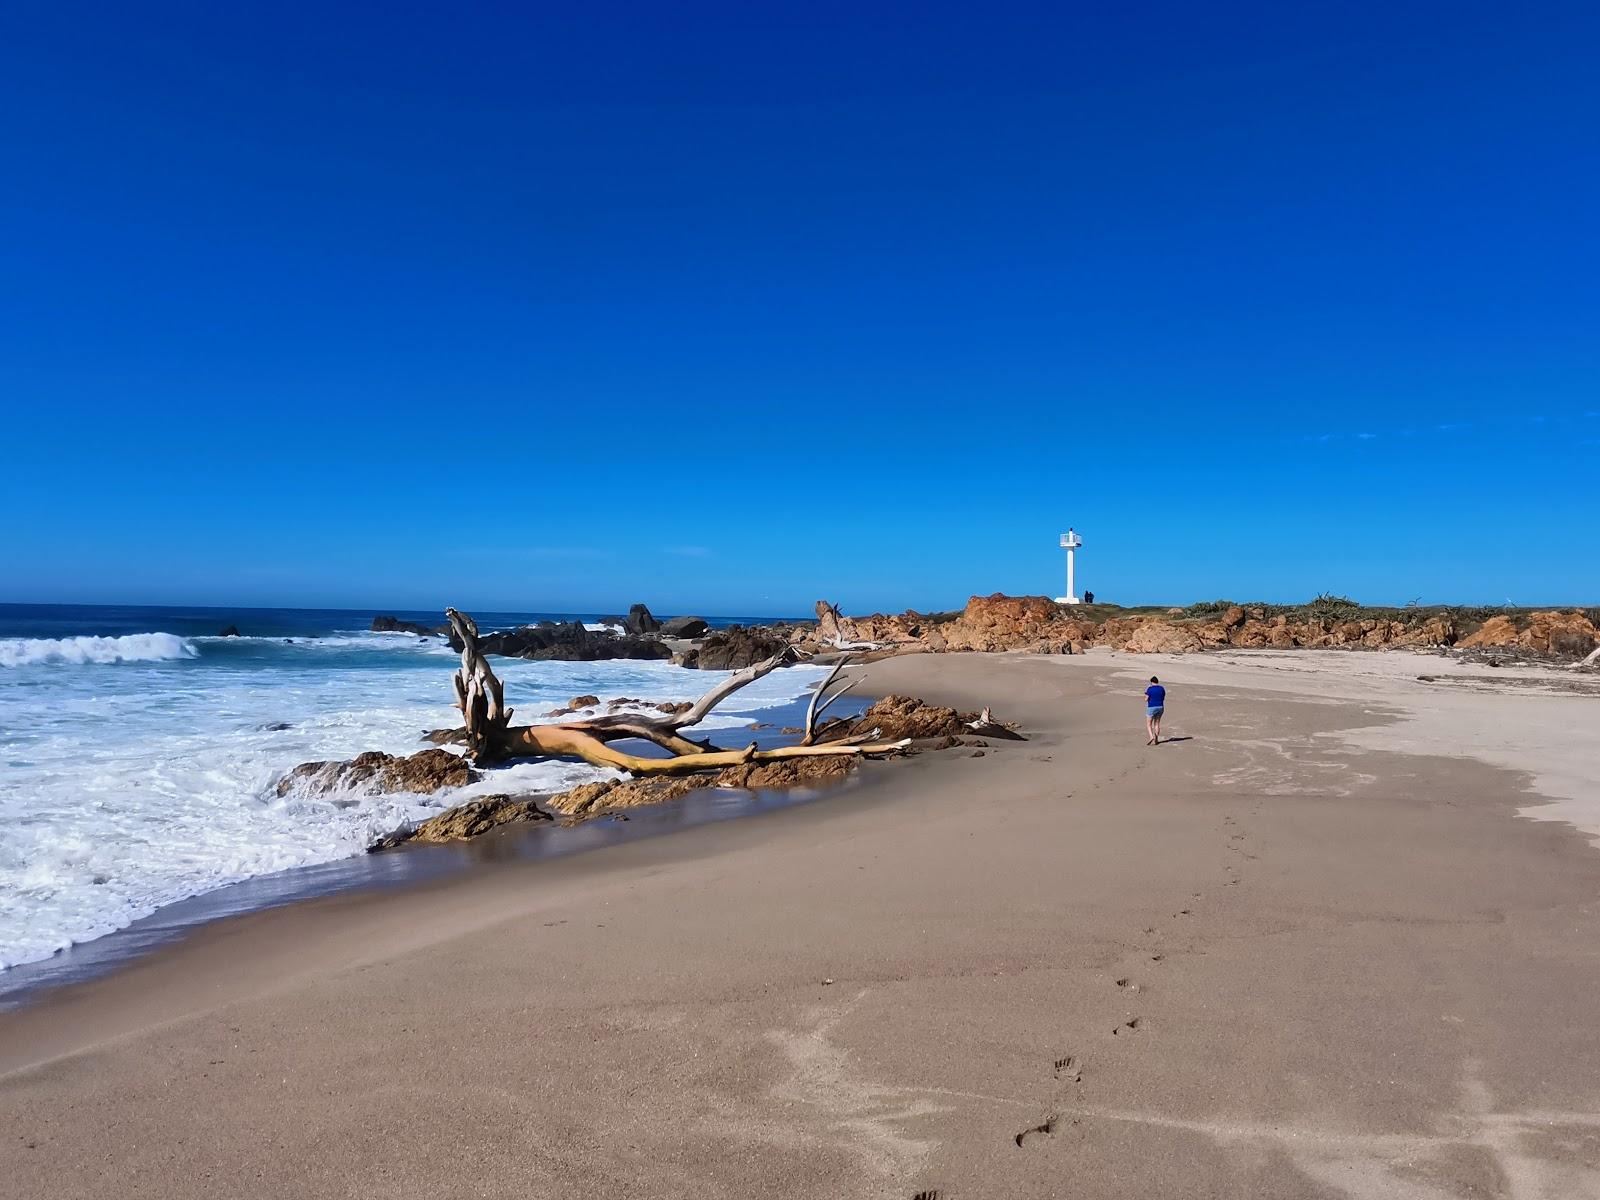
top-left (0, 633), bottom-right (199, 668)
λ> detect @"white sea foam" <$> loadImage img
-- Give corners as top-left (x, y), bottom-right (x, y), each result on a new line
top-left (0, 632), bottom-right (199, 668)
top-left (0, 635), bottom-right (821, 970)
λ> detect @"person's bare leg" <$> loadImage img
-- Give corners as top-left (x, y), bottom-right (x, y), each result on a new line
top-left (1146, 715), bottom-right (1156, 745)
top-left (1152, 713), bottom-right (1162, 744)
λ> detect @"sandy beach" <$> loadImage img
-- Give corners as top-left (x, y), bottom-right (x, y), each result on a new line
top-left (4, 648), bottom-right (1599, 1198)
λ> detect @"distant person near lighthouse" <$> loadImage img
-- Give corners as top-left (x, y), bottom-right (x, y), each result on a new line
top-left (1145, 677), bottom-right (1166, 745)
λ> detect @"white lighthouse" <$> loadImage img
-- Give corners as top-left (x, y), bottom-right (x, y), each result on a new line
top-left (1056, 528), bottom-right (1083, 605)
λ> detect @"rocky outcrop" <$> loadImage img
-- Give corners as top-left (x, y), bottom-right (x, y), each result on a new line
top-left (277, 748), bottom-right (473, 797)
top-left (451, 620), bottom-right (672, 662)
top-left (372, 793), bottom-right (552, 849)
top-left (626, 604), bottom-right (661, 635)
top-left (937, 594), bottom-right (1060, 652)
top-left (371, 615), bottom-right (441, 636)
top-left (217, 625), bottom-right (242, 637)
top-left (1460, 611), bottom-right (1598, 658)
top-left (791, 597), bottom-right (1600, 661)
top-left (1121, 622), bottom-right (1205, 654)
top-left (680, 626), bottom-right (788, 670)
top-left (661, 615), bottom-right (710, 638)
top-left (836, 695), bottom-right (972, 742)
top-left (713, 756), bottom-right (857, 789)
top-left (545, 775), bottom-right (713, 817)
top-left (374, 748), bottom-right (876, 848)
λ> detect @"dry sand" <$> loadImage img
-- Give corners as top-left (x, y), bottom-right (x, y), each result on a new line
top-left (3, 649), bottom-right (1599, 1198)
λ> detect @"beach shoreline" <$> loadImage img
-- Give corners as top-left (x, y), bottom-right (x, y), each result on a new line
top-left (4, 649), bottom-right (1600, 1197)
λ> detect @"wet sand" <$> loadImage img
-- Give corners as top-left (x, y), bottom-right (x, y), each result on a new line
top-left (4, 650), bottom-right (1600, 1198)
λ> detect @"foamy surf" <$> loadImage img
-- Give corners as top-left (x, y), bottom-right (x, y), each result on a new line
top-left (0, 626), bottom-right (821, 971)
top-left (0, 632), bottom-right (198, 668)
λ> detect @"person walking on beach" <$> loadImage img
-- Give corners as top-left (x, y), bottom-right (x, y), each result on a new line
top-left (1144, 676), bottom-right (1166, 745)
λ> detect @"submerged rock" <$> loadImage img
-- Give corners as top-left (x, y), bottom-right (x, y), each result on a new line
top-left (217, 625), bottom-right (241, 637)
top-left (544, 775), bottom-right (712, 817)
top-left (712, 756), bottom-right (855, 789)
top-left (277, 748), bottom-right (473, 797)
top-left (372, 793), bottom-right (552, 849)
top-left (370, 615), bottom-right (441, 636)
top-left (448, 620), bottom-right (672, 663)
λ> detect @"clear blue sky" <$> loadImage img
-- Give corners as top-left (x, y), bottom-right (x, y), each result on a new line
top-left (2, 2), bottom-right (1595, 615)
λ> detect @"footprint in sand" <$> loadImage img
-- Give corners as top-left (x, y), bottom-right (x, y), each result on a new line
top-left (1112, 1018), bottom-right (1142, 1036)
top-left (1116, 977), bottom-right (1141, 993)
top-left (912, 1191), bottom-right (943, 1200)
top-left (1014, 1115), bottom-right (1061, 1147)
top-left (1054, 1055), bottom-right (1082, 1082)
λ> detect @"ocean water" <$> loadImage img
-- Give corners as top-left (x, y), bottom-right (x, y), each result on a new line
top-left (0, 604), bottom-right (817, 973)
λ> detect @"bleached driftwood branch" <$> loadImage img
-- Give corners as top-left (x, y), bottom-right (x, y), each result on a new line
top-left (800, 655), bottom-right (862, 745)
top-left (445, 608), bottom-right (908, 774)
top-left (815, 601), bottom-right (883, 651)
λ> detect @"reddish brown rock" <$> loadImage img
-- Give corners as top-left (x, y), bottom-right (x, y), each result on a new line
top-left (543, 776), bottom-right (713, 817)
top-left (277, 748), bottom-right (473, 797)
top-left (714, 756), bottom-right (856, 789)
top-left (373, 793), bottom-right (552, 849)
top-left (939, 594), bottom-right (1061, 652)
top-left (846, 695), bottom-right (971, 741)
top-left (1460, 610), bottom-right (1598, 658)
top-left (1123, 622), bottom-right (1204, 654)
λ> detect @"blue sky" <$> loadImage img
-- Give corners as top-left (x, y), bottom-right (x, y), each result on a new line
top-left (1, 2), bottom-right (1595, 615)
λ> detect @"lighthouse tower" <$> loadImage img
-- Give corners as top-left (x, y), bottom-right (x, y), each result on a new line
top-left (1056, 528), bottom-right (1083, 605)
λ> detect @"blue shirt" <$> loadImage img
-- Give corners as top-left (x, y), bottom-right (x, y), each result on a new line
top-left (1145, 685), bottom-right (1166, 708)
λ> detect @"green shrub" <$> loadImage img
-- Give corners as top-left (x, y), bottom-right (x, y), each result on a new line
top-left (1306, 593), bottom-right (1360, 621)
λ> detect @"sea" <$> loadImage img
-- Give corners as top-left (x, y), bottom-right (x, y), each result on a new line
top-left (0, 603), bottom-right (822, 978)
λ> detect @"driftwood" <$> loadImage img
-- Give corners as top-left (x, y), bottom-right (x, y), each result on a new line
top-left (445, 608), bottom-right (908, 774)
top-left (815, 601), bottom-right (883, 651)
top-left (800, 657), bottom-right (862, 745)
top-left (967, 706), bottom-right (1027, 740)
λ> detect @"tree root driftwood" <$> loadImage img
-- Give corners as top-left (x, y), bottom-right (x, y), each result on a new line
top-left (445, 608), bottom-right (909, 775)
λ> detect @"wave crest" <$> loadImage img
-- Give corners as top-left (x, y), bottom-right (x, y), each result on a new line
top-left (0, 633), bottom-right (199, 668)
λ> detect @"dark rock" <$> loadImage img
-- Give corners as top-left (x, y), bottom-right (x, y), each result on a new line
top-left (448, 620), bottom-right (672, 663)
top-left (259, 721), bottom-right (293, 732)
top-left (217, 625), bottom-right (241, 637)
top-left (626, 604), bottom-right (661, 635)
top-left (371, 615), bottom-right (441, 636)
top-left (684, 627), bottom-right (788, 670)
top-left (568, 694), bottom-right (600, 710)
top-left (661, 615), bottom-right (710, 638)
